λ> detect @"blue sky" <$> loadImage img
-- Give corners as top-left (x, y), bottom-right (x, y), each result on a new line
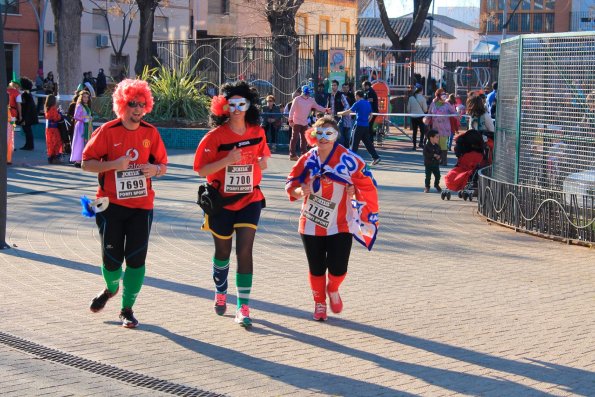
top-left (386, 0), bottom-right (481, 17)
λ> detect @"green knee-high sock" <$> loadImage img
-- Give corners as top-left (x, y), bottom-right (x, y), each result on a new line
top-left (122, 265), bottom-right (146, 309)
top-left (102, 265), bottom-right (122, 294)
top-left (236, 272), bottom-right (253, 308)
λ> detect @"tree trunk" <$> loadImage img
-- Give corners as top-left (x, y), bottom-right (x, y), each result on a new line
top-left (0, 16), bottom-right (10, 248)
top-left (377, 0), bottom-right (431, 62)
top-left (267, 5), bottom-right (301, 105)
top-left (50, 0), bottom-right (83, 94)
top-left (135, 0), bottom-right (157, 76)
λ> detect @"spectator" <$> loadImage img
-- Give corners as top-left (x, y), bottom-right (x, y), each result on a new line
top-left (261, 95), bottom-right (281, 152)
top-left (423, 130), bottom-right (442, 193)
top-left (338, 90), bottom-right (381, 166)
top-left (362, 80), bottom-right (379, 138)
top-left (427, 88), bottom-right (457, 165)
top-left (288, 85), bottom-right (328, 161)
top-left (486, 81), bottom-right (498, 119)
top-left (17, 77), bottom-right (39, 151)
top-left (96, 68), bottom-right (107, 97)
top-left (44, 95), bottom-right (63, 164)
top-left (314, 83), bottom-right (329, 107)
top-left (407, 83), bottom-right (428, 150)
top-left (328, 80), bottom-right (350, 145)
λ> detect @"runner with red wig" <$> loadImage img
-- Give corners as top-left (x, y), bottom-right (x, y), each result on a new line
top-left (82, 79), bottom-right (167, 328)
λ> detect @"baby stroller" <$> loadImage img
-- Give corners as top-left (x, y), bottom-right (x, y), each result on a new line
top-left (441, 129), bottom-right (492, 201)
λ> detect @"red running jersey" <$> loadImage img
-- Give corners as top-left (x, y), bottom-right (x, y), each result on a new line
top-left (83, 119), bottom-right (168, 210)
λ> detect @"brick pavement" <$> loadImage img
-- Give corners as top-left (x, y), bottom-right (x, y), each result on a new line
top-left (1, 133), bottom-right (594, 396)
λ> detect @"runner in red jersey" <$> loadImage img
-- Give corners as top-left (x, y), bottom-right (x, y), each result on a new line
top-left (82, 79), bottom-right (168, 328)
top-left (194, 81), bottom-right (270, 328)
top-left (286, 116), bottom-right (379, 321)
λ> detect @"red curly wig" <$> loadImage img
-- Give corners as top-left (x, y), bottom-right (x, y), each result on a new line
top-left (112, 79), bottom-right (154, 119)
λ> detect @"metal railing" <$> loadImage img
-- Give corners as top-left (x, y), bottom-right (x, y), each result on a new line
top-left (478, 166), bottom-right (595, 244)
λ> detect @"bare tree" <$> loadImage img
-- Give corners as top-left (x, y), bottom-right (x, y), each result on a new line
top-left (134, 0), bottom-right (160, 76)
top-left (89, 0), bottom-right (138, 78)
top-left (50, 0), bottom-right (84, 93)
top-left (264, 0), bottom-right (304, 100)
top-left (376, 0), bottom-right (432, 60)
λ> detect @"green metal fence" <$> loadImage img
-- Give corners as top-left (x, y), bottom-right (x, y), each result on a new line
top-left (479, 31), bottom-right (595, 244)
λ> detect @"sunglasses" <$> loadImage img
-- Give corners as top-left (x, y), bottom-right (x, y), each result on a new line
top-left (315, 126), bottom-right (338, 141)
top-left (228, 98), bottom-right (250, 112)
top-left (128, 101), bottom-right (146, 108)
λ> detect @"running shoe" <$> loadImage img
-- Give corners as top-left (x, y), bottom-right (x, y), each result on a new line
top-left (89, 287), bottom-right (119, 313)
top-left (327, 289), bottom-right (343, 314)
top-left (119, 308), bottom-right (139, 328)
top-left (313, 302), bottom-right (328, 321)
top-left (234, 304), bottom-right (252, 327)
top-left (371, 157), bottom-right (381, 166)
top-left (214, 293), bottom-right (227, 316)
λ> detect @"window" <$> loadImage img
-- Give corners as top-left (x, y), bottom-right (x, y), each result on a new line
top-left (340, 20), bottom-right (349, 35)
top-left (487, 0), bottom-right (496, 10)
top-left (520, 13), bottom-right (531, 32)
top-left (296, 15), bottom-right (307, 35)
top-left (521, 0), bottom-right (530, 10)
top-left (498, 0), bottom-right (504, 10)
top-left (533, 13), bottom-right (543, 31)
top-left (508, 14), bottom-right (519, 32)
top-left (92, 9), bottom-right (109, 30)
top-left (443, 42), bottom-right (449, 53)
top-left (208, 0), bottom-right (229, 15)
top-left (154, 16), bottom-right (168, 37)
top-left (544, 13), bottom-right (554, 31)
top-left (319, 18), bottom-right (330, 34)
top-left (534, 0), bottom-right (554, 10)
top-left (0, 0), bottom-right (19, 14)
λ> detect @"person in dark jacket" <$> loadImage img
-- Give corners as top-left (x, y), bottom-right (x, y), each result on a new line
top-left (423, 130), bottom-right (442, 193)
top-left (96, 68), bottom-right (107, 96)
top-left (18, 77), bottom-right (39, 150)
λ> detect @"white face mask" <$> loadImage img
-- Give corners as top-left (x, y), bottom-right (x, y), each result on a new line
top-left (315, 126), bottom-right (338, 142)
top-left (228, 98), bottom-right (250, 112)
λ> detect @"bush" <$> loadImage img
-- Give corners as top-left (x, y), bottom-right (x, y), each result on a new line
top-left (95, 57), bottom-right (211, 126)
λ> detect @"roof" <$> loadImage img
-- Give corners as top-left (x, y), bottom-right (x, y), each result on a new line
top-left (357, 17), bottom-right (456, 40)
top-left (402, 12), bottom-right (478, 31)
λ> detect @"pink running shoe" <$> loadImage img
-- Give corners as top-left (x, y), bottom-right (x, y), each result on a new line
top-left (234, 304), bottom-right (252, 327)
top-left (214, 293), bottom-right (227, 316)
top-left (313, 302), bottom-right (328, 321)
top-left (327, 288), bottom-right (343, 314)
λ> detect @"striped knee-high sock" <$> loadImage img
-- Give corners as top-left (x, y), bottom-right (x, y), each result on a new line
top-left (212, 257), bottom-right (230, 294)
top-left (236, 272), bottom-right (253, 308)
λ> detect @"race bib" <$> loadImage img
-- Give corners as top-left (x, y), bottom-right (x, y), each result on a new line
top-left (115, 168), bottom-right (148, 199)
top-left (224, 164), bottom-right (253, 193)
top-left (304, 194), bottom-right (338, 229)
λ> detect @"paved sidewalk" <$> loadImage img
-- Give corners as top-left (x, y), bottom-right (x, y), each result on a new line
top-left (1, 133), bottom-right (594, 396)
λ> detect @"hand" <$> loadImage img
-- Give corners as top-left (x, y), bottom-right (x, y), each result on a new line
top-left (140, 163), bottom-right (159, 178)
top-left (346, 184), bottom-right (355, 197)
top-left (113, 155), bottom-right (132, 171)
top-left (226, 146), bottom-right (242, 165)
top-left (258, 157), bottom-right (268, 170)
top-left (300, 183), bottom-right (311, 197)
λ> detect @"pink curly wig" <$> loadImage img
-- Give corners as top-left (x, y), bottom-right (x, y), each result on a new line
top-left (112, 79), bottom-right (154, 118)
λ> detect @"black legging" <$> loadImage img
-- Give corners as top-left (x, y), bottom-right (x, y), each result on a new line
top-left (213, 227), bottom-right (256, 274)
top-left (300, 233), bottom-right (353, 277)
top-left (350, 125), bottom-right (379, 160)
top-left (21, 124), bottom-right (34, 149)
top-left (411, 117), bottom-right (427, 147)
top-left (95, 204), bottom-right (153, 270)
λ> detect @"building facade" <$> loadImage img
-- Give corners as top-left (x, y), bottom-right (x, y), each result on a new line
top-left (43, 0), bottom-right (191, 84)
top-left (480, 0), bottom-right (594, 39)
top-left (196, 0), bottom-right (358, 38)
top-left (2, 0), bottom-right (43, 82)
